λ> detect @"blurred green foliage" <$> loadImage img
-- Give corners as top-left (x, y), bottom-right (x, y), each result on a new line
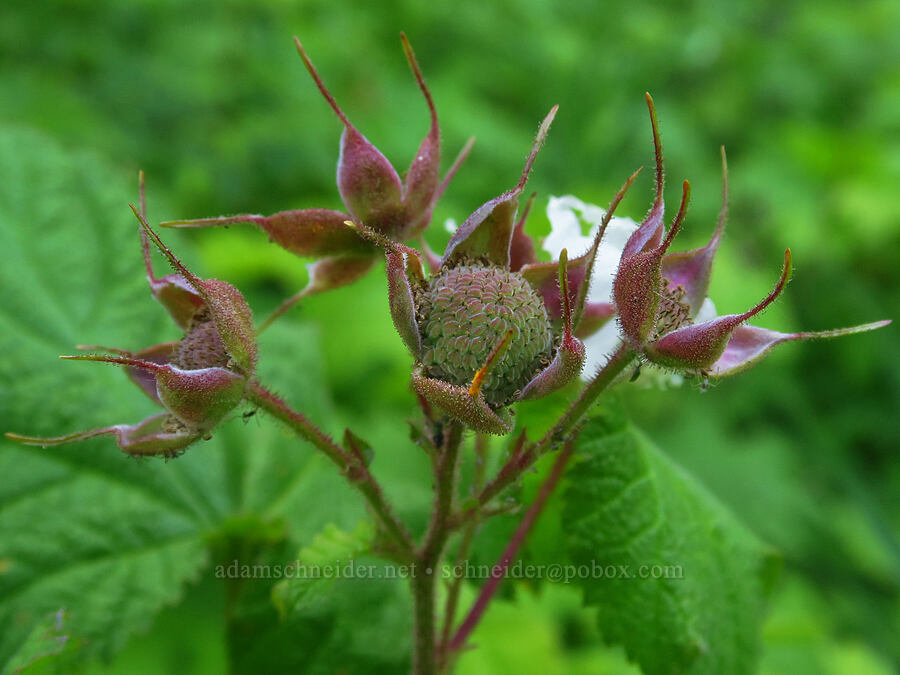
top-left (1, 0), bottom-right (897, 672)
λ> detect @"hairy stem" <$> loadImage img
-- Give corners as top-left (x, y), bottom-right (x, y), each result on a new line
top-left (439, 434), bottom-right (489, 654)
top-left (538, 343), bottom-right (637, 448)
top-left (246, 381), bottom-right (414, 556)
top-left (447, 439), bottom-right (576, 655)
top-left (413, 421), bottom-right (464, 674)
top-left (411, 560), bottom-right (439, 675)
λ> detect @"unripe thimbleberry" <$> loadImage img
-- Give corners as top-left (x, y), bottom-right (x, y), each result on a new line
top-left (419, 264), bottom-right (553, 406)
top-left (378, 107), bottom-right (639, 434)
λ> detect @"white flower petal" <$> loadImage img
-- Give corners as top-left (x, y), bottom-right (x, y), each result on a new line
top-left (545, 195), bottom-right (715, 390)
top-left (545, 195), bottom-right (639, 303)
top-left (582, 320), bottom-right (623, 376)
top-left (694, 297), bottom-right (718, 323)
top-left (544, 195), bottom-right (591, 258)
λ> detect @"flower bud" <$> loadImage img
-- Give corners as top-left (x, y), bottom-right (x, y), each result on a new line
top-left (5, 179), bottom-right (257, 457)
top-left (161, 36), bottom-right (473, 327)
top-left (605, 97), bottom-right (889, 380)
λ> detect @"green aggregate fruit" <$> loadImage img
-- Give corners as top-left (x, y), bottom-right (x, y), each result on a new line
top-left (419, 264), bottom-right (553, 405)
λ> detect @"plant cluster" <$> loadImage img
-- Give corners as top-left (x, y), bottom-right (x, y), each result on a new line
top-left (5, 35), bottom-right (888, 674)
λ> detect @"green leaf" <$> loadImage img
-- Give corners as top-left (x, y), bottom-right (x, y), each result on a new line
top-left (0, 127), bottom-right (364, 668)
top-left (234, 523), bottom-right (410, 674)
top-left (2, 609), bottom-right (79, 674)
top-left (454, 584), bottom-right (643, 675)
top-left (0, 126), bottom-right (210, 664)
top-left (563, 406), bottom-right (780, 675)
top-left (272, 520), bottom-right (375, 617)
top-left (760, 576), bottom-right (896, 675)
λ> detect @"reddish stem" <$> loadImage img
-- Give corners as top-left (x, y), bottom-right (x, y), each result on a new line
top-left (446, 439), bottom-right (576, 655)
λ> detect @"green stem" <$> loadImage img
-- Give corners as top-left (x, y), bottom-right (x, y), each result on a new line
top-left (411, 560), bottom-right (438, 675)
top-left (439, 434), bottom-right (488, 655)
top-left (414, 421), bottom-right (464, 674)
top-left (247, 381), bottom-right (414, 557)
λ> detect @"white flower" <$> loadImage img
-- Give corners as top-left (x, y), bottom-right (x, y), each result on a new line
top-left (543, 195), bottom-right (636, 377)
top-left (693, 297), bottom-right (719, 323)
top-left (543, 195), bottom-right (639, 305)
top-left (543, 195), bottom-right (717, 385)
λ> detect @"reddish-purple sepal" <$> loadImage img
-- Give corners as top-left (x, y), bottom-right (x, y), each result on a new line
top-left (522, 168), bottom-right (640, 330)
top-left (387, 249), bottom-right (425, 358)
top-left (399, 33), bottom-right (440, 226)
top-left (509, 192), bottom-right (538, 272)
top-left (132, 205), bottom-right (257, 374)
top-left (443, 191), bottom-right (517, 267)
top-left (661, 147), bottom-right (728, 316)
top-left (200, 279), bottom-right (256, 374)
top-left (411, 136), bottom-right (476, 238)
top-left (709, 320), bottom-right (891, 378)
top-left (137, 174), bottom-right (205, 329)
top-left (60, 354), bottom-right (247, 431)
top-left (6, 413), bottom-right (201, 457)
top-left (613, 180), bottom-right (690, 348)
top-left (411, 368), bottom-right (513, 435)
top-left (338, 129), bottom-right (405, 230)
top-left (621, 93), bottom-right (666, 259)
top-left (147, 274), bottom-right (205, 331)
top-left (519, 251), bottom-right (585, 400)
top-left (442, 107), bottom-right (557, 268)
top-left (644, 249), bottom-right (793, 370)
top-left (519, 262), bottom-right (563, 320)
top-left (128, 342), bottom-right (178, 401)
top-left (75, 342), bottom-right (179, 404)
top-left (293, 37), bottom-right (404, 229)
top-left (154, 365), bottom-right (247, 430)
top-left (520, 335), bottom-right (584, 400)
top-left (162, 209), bottom-right (372, 259)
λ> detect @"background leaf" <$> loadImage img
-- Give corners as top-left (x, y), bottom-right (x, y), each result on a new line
top-left (0, 126), bottom-right (210, 664)
top-left (2, 609), bottom-right (79, 674)
top-left (271, 520), bottom-right (375, 617)
top-left (0, 127), bottom-right (366, 669)
top-left (563, 407), bottom-right (781, 674)
top-left (235, 521), bottom-right (411, 675)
